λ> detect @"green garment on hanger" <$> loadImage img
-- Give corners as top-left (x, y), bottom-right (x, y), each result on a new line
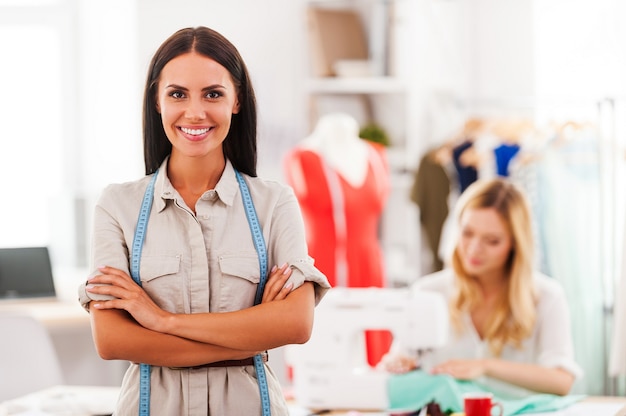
top-left (410, 148), bottom-right (450, 272)
top-left (387, 371), bottom-right (584, 415)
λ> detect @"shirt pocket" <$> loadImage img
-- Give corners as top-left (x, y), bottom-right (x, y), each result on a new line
top-left (218, 252), bottom-right (260, 310)
top-left (139, 254), bottom-right (183, 311)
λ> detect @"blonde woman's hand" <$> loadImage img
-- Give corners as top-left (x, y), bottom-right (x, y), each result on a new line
top-left (430, 359), bottom-right (487, 380)
top-left (377, 351), bottom-right (418, 374)
top-left (261, 263), bottom-right (293, 303)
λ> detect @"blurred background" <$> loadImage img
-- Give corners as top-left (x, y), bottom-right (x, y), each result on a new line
top-left (1, 0), bottom-right (626, 398)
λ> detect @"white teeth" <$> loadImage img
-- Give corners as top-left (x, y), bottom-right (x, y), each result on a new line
top-left (181, 127), bottom-right (210, 135)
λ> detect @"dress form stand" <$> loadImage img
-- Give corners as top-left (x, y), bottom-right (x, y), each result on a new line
top-left (284, 113), bottom-right (392, 367)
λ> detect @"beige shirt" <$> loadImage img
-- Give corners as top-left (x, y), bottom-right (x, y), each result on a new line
top-left (78, 158), bottom-right (330, 415)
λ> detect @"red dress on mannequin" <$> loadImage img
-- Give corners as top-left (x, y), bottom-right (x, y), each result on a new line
top-left (284, 144), bottom-right (388, 288)
top-left (284, 115), bottom-right (392, 366)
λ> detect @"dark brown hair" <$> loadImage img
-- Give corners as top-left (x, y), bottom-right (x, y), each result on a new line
top-left (142, 27), bottom-right (257, 176)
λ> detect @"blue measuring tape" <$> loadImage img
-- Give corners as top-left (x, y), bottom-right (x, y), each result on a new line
top-left (130, 170), bottom-right (158, 416)
top-left (130, 168), bottom-right (271, 416)
top-left (235, 170), bottom-right (271, 416)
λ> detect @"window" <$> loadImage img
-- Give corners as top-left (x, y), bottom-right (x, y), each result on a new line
top-left (0, 2), bottom-right (76, 261)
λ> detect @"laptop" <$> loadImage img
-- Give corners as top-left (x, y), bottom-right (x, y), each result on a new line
top-left (0, 246), bottom-right (57, 302)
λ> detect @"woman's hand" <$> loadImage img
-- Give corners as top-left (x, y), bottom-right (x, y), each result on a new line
top-left (87, 266), bottom-right (171, 332)
top-left (377, 351), bottom-right (419, 374)
top-left (430, 359), bottom-right (487, 380)
top-left (261, 263), bottom-right (293, 303)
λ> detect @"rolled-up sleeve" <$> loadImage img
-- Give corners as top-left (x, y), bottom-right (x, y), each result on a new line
top-left (289, 256), bottom-right (330, 304)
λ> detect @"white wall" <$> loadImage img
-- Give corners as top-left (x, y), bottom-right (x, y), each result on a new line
top-left (71, 0), bottom-right (313, 194)
top-left (534, 0), bottom-right (626, 100)
top-left (77, 0), bottom-right (143, 192)
top-left (467, 0), bottom-right (535, 101)
top-left (135, 0), bottom-right (310, 182)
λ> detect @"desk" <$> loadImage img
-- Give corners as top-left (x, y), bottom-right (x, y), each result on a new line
top-left (288, 396), bottom-right (626, 416)
top-left (3, 388), bottom-right (625, 416)
top-left (518, 397), bottom-right (626, 416)
top-left (0, 301), bottom-right (127, 387)
top-left (0, 300), bottom-right (88, 328)
top-left (0, 385), bottom-right (120, 416)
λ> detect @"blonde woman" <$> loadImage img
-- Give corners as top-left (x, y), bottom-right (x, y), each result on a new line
top-left (381, 178), bottom-right (581, 397)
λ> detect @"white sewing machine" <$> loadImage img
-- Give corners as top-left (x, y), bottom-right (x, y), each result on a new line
top-left (287, 287), bottom-right (448, 410)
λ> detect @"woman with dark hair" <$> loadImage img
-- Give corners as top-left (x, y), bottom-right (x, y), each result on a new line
top-left (78, 27), bottom-right (330, 415)
top-left (380, 178), bottom-right (582, 397)
top-left (142, 27), bottom-right (258, 177)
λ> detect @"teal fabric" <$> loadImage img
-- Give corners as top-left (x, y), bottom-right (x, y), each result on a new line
top-left (387, 371), bottom-right (585, 415)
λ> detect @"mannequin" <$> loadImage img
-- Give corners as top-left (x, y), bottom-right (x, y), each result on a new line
top-left (293, 114), bottom-right (370, 187)
top-left (284, 112), bottom-right (389, 286)
top-left (284, 112), bottom-right (392, 365)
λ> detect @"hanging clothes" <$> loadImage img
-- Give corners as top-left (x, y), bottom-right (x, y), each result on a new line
top-left (533, 131), bottom-right (604, 395)
top-left (493, 142), bottom-right (521, 176)
top-left (410, 148), bottom-right (451, 272)
top-left (452, 140), bottom-right (478, 193)
top-left (508, 151), bottom-right (551, 276)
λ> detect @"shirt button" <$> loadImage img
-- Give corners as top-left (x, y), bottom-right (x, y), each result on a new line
top-left (202, 190), bottom-right (217, 201)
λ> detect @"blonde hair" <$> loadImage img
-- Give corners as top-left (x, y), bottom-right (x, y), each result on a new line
top-left (450, 178), bottom-right (536, 356)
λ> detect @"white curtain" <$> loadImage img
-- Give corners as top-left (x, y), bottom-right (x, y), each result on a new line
top-left (609, 218), bottom-right (626, 376)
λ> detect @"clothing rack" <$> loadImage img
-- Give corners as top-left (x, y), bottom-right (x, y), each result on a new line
top-left (424, 94), bottom-right (626, 396)
top-left (600, 97), bottom-right (626, 396)
top-left (465, 96), bottom-right (608, 122)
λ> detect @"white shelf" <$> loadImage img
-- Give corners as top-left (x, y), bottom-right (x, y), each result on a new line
top-left (307, 76), bottom-right (406, 94)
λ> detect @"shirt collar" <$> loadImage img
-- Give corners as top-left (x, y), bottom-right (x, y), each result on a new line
top-left (214, 159), bottom-right (238, 207)
top-left (154, 156), bottom-right (239, 212)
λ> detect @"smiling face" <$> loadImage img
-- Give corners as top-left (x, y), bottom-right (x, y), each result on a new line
top-left (457, 207), bottom-right (514, 280)
top-left (155, 52), bottom-right (240, 162)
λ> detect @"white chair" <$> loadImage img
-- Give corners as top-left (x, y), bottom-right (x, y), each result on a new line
top-left (0, 313), bottom-right (64, 402)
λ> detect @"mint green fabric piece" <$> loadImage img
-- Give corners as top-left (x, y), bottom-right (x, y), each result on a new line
top-left (387, 371), bottom-right (585, 415)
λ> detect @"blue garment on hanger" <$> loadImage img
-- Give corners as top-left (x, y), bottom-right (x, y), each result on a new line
top-left (452, 140), bottom-right (477, 192)
top-left (494, 143), bottom-right (521, 177)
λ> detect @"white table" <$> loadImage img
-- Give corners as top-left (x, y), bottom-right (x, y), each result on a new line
top-left (528, 397), bottom-right (626, 416)
top-left (287, 396), bottom-right (626, 416)
top-left (0, 300), bottom-right (127, 387)
top-left (0, 385), bottom-right (120, 416)
top-left (4, 386), bottom-right (625, 416)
